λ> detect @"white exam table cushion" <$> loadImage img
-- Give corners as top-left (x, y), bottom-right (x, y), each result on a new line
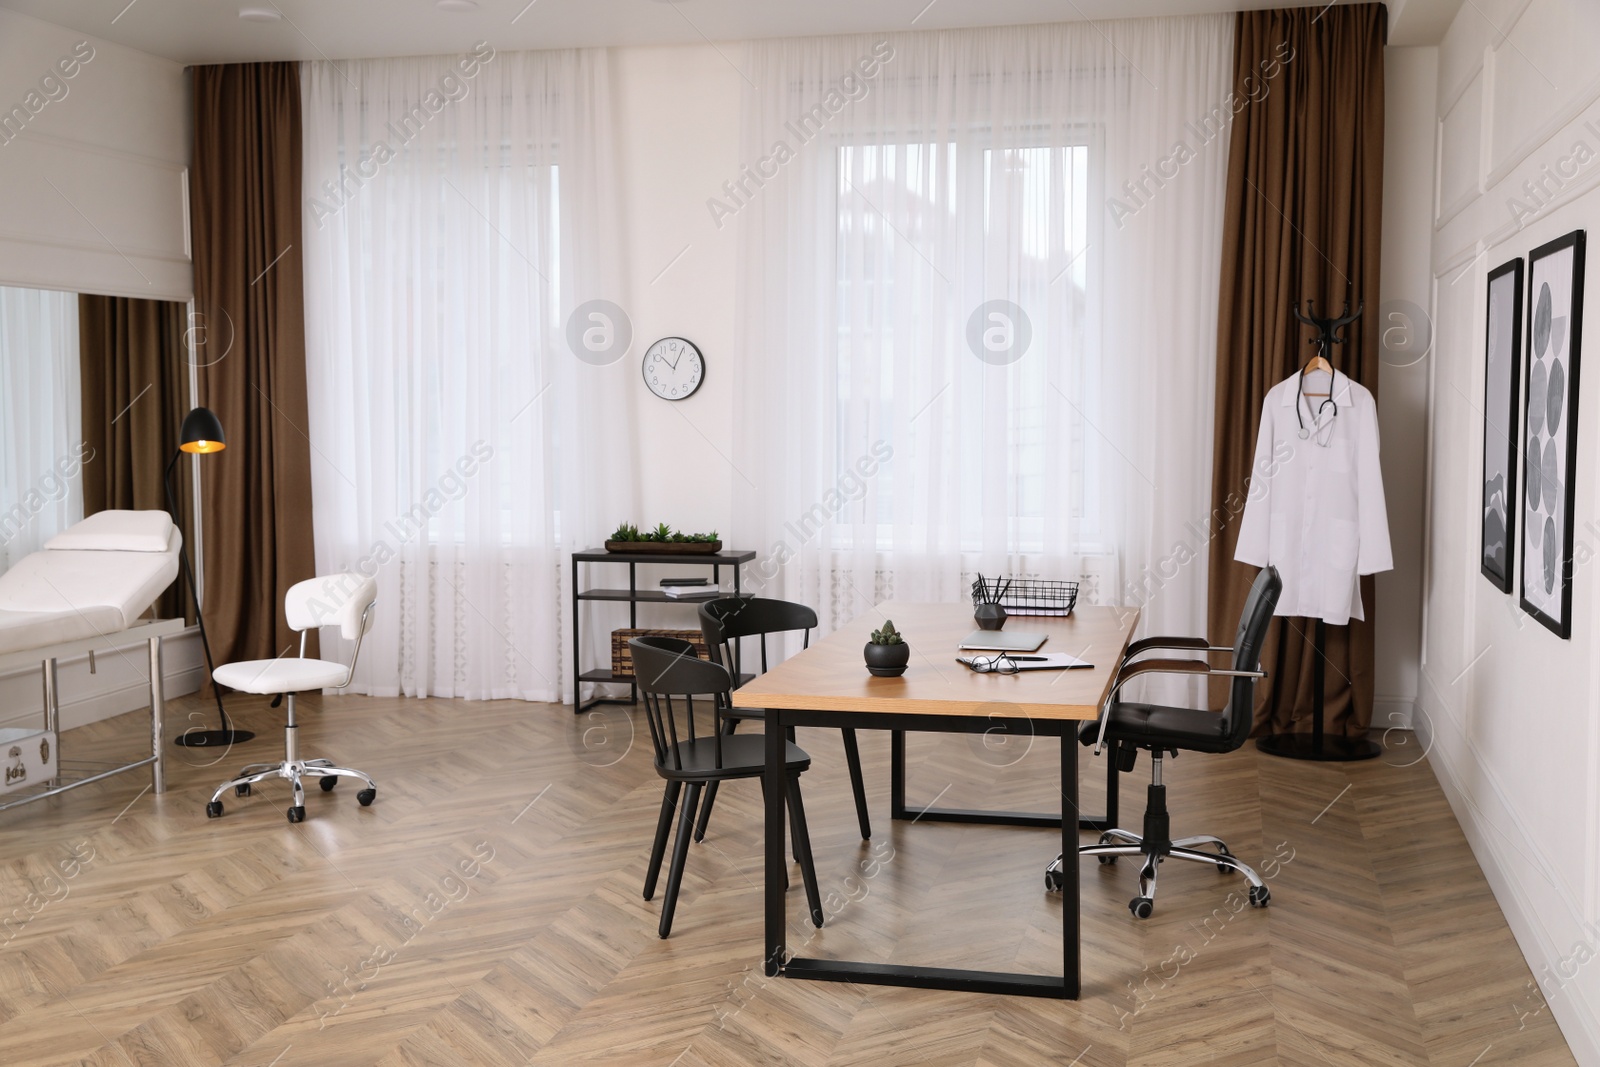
top-left (44, 509), bottom-right (174, 553)
top-left (0, 527), bottom-right (181, 656)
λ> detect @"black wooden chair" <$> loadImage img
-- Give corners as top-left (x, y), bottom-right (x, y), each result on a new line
top-left (1048, 566), bottom-right (1282, 919)
top-left (696, 597), bottom-right (872, 844)
top-left (629, 635), bottom-right (824, 939)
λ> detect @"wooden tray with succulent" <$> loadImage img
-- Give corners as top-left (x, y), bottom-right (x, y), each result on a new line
top-left (604, 522), bottom-right (723, 555)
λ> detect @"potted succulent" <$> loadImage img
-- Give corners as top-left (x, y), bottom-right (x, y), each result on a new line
top-left (864, 619), bottom-right (910, 677)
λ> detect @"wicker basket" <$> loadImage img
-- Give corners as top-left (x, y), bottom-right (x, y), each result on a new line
top-left (611, 628), bottom-right (709, 679)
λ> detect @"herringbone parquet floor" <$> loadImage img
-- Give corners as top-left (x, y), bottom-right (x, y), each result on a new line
top-left (0, 691), bottom-right (1576, 1066)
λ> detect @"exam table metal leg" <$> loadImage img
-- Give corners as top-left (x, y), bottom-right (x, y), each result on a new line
top-left (149, 635), bottom-right (165, 794)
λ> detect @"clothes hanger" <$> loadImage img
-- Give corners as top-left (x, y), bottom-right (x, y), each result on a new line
top-left (1293, 299), bottom-right (1362, 397)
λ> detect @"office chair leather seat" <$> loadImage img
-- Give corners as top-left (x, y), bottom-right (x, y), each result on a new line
top-left (214, 658), bottom-right (350, 693)
top-left (1077, 703), bottom-right (1236, 753)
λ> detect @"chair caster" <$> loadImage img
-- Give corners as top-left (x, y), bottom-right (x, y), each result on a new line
top-left (287, 806), bottom-right (306, 823)
top-left (1249, 885), bottom-right (1270, 908)
top-left (356, 788), bottom-right (376, 807)
top-left (1129, 896), bottom-right (1154, 919)
top-left (319, 776), bottom-right (337, 792)
top-left (1098, 855), bottom-right (1117, 866)
top-left (206, 801), bottom-right (223, 818)
top-left (1216, 844), bottom-right (1235, 873)
top-left (1045, 865), bottom-right (1064, 893)
top-left (235, 783), bottom-right (251, 797)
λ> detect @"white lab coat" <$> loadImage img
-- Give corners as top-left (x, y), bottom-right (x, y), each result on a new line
top-left (1234, 370), bottom-right (1393, 624)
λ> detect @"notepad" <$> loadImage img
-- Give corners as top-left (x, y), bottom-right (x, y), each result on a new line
top-left (957, 630), bottom-right (1049, 652)
top-left (957, 653), bottom-right (1094, 671)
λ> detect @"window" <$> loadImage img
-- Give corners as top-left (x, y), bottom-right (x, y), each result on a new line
top-left (832, 132), bottom-right (1098, 553)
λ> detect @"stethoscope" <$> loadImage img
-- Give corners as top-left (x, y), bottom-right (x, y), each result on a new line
top-left (1295, 365), bottom-right (1340, 447)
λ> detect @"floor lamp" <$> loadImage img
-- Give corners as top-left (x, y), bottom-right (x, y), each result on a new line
top-left (165, 406), bottom-right (254, 748)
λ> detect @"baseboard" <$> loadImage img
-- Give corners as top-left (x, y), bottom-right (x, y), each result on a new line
top-left (1373, 696), bottom-right (1417, 731)
top-left (1420, 703), bottom-right (1600, 1065)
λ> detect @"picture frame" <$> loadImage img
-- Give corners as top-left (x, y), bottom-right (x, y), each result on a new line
top-left (1519, 229), bottom-right (1586, 638)
top-left (1481, 257), bottom-right (1523, 592)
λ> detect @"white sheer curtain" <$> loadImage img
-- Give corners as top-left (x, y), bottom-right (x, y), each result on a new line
top-left (301, 49), bottom-right (635, 701)
top-left (0, 286), bottom-right (82, 569)
top-left (732, 18), bottom-right (1232, 652)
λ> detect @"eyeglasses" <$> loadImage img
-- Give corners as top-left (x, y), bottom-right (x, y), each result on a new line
top-left (967, 653), bottom-right (1021, 674)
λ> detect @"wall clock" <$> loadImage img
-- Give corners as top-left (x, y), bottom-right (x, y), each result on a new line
top-left (642, 337), bottom-right (704, 400)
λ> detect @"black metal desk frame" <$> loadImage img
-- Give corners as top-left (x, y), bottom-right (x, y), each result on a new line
top-left (765, 708), bottom-right (1085, 999)
top-left (570, 548), bottom-right (756, 714)
top-left (890, 728), bottom-right (1120, 833)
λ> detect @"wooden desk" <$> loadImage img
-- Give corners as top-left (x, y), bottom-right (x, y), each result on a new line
top-left (733, 601), bottom-right (1139, 999)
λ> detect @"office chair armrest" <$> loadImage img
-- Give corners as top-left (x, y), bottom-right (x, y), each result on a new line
top-left (1124, 635), bottom-right (1235, 658)
top-left (1091, 659), bottom-right (1266, 755)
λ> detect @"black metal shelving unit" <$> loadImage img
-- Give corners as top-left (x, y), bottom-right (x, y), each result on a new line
top-left (570, 547), bottom-right (756, 713)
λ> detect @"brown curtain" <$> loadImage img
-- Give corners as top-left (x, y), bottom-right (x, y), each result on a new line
top-left (77, 295), bottom-right (193, 622)
top-left (188, 62), bottom-right (316, 663)
top-left (1206, 5), bottom-right (1387, 738)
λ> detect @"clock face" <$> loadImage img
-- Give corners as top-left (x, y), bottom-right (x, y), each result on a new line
top-left (642, 337), bottom-right (704, 401)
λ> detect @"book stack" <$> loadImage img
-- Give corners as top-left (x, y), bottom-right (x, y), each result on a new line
top-left (660, 577), bottom-right (721, 599)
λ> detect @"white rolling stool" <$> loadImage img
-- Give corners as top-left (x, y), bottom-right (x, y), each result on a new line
top-left (206, 574), bottom-right (378, 823)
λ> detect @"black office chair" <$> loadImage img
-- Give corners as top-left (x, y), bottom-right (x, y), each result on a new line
top-left (695, 598), bottom-right (872, 843)
top-left (1047, 566), bottom-right (1282, 919)
top-left (630, 636), bottom-right (824, 938)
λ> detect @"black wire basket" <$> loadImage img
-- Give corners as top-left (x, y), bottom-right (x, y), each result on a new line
top-left (971, 576), bottom-right (1079, 617)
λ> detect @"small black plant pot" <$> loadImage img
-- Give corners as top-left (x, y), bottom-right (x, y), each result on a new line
top-left (974, 603), bottom-right (1008, 630)
top-left (864, 641), bottom-right (910, 677)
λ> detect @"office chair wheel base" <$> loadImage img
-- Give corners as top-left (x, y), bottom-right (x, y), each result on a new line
top-left (287, 805), bottom-right (306, 823)
top-left (235, 783), bottom-right (251, 797)
top-left (1249, 885), bottom-right (1270, 908)
top-left (1129, 896), bottom-right (1154, 919)
top-left (206, 801), bottom-right (223, 818)
top-left (356, 788), bottom-right (376, 807)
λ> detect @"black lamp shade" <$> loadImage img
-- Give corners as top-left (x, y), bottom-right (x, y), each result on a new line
top-left (179, 407), bottom-right (226, 454)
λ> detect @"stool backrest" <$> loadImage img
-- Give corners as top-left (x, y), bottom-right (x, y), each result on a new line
top-left (629, 636), bottom-right (734, 772)
top-left (286, 574), bottom-right (378, 641)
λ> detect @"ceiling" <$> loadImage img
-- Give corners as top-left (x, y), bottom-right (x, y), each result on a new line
top-left (0, 0), bottom-right (1462, 65)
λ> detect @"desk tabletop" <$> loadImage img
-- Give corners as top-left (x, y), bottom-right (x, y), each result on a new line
top-left (729, 601), bottom-right (1138, 721)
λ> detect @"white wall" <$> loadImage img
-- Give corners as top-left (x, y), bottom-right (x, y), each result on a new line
top-left (0, 7), bottom-right (191, 300)
top-left (604, 44), bottom-right (747, 633)
top-left (1378, 46), bottom-right (1440, 731)
top-left (1421, 1), bottom-right (1600, 1061)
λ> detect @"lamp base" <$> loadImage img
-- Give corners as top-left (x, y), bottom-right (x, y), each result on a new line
top-left (174, 729), bottom-right (256, 749)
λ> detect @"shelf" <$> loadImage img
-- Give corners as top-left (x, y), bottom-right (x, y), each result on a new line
top-left (580, 668), bottom-right (755, 686)
top-left (572, 548), bottom-right (757, 565)
top-left (576, 588), bottom-right (726, 603)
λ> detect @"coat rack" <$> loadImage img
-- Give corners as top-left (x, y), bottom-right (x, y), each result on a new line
top-left (1255, 299), bottom-right (1381, 762)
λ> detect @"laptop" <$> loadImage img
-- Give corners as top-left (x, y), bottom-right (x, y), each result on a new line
top-left (956, 630), bottom-right (1049, 653)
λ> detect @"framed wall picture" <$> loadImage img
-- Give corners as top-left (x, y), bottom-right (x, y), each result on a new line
top-left (1519, 229), bottom-right (1586, 638)
top-left (1481, 258), bottom-right (1524, 592)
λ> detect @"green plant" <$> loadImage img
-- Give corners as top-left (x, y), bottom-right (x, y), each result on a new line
top-left (869, 619), bottom-right (904, 645)
top-left (608, 522), bottom-right (719, 543)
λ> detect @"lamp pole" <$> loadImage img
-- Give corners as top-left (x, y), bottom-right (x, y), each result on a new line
top-left (166, 407), bottom-right (253, 748)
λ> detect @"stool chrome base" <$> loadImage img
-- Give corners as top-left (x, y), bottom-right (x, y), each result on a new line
top-left (204, 693), bottom-right (375, 823)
